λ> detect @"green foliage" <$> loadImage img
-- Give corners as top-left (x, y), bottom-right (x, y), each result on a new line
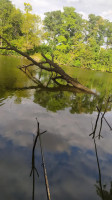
top-left (0, 0), bottom-right (41, 53)
top-left (0, 0), bottom-right (23, 41)
top-left (1, 1), bottom-right (112, 72)
top-left (43, 7), bottom-right (112, 72)
top-left (20, 3), bottom-right (41, 51)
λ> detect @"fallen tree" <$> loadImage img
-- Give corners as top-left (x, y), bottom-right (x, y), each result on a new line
top-left (0, 36), bottom-right (95, 94)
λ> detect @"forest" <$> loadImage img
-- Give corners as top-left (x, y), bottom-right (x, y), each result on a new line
top-left (0, 0), bottom-right (112, 72)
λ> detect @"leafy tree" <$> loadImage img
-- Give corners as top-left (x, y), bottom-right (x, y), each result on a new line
top-left (43, 10), bottom-right (62, 57)
top-left (19, 3), bottom-right (41, 51)
top-left (0, 0), bottom-right (22, 41)
top-left (86, 14), bottom-right (106, 46)
top-left (105, 20), bottom-right (112, 48)
top-left (1, 2), bottom-right (112, 72)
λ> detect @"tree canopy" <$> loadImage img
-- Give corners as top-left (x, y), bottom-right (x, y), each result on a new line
top-left (0, 0), bottom-right (112, 72)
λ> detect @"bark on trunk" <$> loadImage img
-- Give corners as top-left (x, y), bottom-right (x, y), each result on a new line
top-left (0, 36), bottom-right (95, 95)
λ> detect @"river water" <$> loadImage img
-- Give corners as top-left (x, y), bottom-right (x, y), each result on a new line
top-left (0, 55), bottom-right (112, 200)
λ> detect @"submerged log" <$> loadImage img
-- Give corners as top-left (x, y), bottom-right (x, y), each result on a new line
top-left (0, 36), bottom-right (95, 94)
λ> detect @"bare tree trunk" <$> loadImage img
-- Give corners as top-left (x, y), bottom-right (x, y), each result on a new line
top-left (0, 36), bottom-right (95, 94)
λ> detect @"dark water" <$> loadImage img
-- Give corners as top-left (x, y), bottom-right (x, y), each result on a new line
top-left (0, 55), bottom-right (112, 200)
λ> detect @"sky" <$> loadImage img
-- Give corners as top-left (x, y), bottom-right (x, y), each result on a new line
top-left (11, 0), bottom-right (112, 21)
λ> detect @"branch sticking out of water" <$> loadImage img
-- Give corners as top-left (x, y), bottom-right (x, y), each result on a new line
top-left (90, 96), bottom-right (112, 139)
top-left (94, 137), bottom-right (105, 200)
top-left (91, 120), bottom-right (105, 200)
top-left (36, 119), bottom-right (51, 200)
top-left (96, 106), bottom-right (112, 131)
top-left (0, 35), bottom-right (95, 94)
top-left (89, 106), bottom-right (101, 138)
top-left (30, 120), bottom-right (47, 200)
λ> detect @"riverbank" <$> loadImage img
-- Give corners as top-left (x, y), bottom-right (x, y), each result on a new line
top-left (1, 52), bottom-right (112, 73)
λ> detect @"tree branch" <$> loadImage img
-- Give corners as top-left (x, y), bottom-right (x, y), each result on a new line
top-left (0, 35), bottom-right (95, 94)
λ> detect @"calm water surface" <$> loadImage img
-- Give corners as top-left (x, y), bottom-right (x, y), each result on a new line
top-left (0, 55), bottom-right (112, 200)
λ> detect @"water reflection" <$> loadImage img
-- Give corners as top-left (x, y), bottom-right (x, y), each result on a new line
top-left (0, 55), bottom-right (34, 104)
top-left (30, 127), bottom-right (39, 200)
top-left (0, 99), bottom-right (112, 199)
top-left (1, 55), bottom-right (112, 199)
top-left (29, 120), bottom-right (51, 200)
top-left (95, 181), bottom-right (112, 200)
top-left (94, 135), bottom-right (112, 200)
top-left (89, 98), bottom-right (112, 200)
top-left (1, 55), bottom-right (112, 114)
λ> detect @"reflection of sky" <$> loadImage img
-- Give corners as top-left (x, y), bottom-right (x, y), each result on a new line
top-left (0, 97), bottom-right (112, 199)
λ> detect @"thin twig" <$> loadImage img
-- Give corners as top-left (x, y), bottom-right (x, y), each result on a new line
top-left (36, 119), bottom-right (51, 200)
top-left (94, 138), bottom-right (105, 200)
top-left (97, 96), bottom-right (112, 139)
top-left (91, 120), bottom-right (105, 200)
top-left (96, 107), bottom-right (112, 131)
top-left (18, 63), bottom-right (34, 70)
top-left (89, 106), bottom-right (102, 138)
top-left (30, 122), bottom-right (47, 200)
top-left (46, 72), bottom-right (53, 87)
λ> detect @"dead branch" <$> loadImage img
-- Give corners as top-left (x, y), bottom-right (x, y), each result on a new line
top-left (0, 47), bottom-right (13, 50)
top-left (0, 35), bottom-right (95, 94)
top-left (96, 106), bottom-right (112, 131)
top-left (18, 63), bottom-right (34, 70)
top-left (91, 121), bottom-right (104, 200)
top-left (97, 97), bottom-right (111, 139)
top-left (89, 106), bottom-right (101, 138)
top-left (46, 72), bottom-right (53, 87)
top-left (19, 66), bottom-right (43, 86)
top-left (36, 119), bottom-right (51, 200)
top-left (94, 138), bottom-right (105, 200)
top-left (8, 84), bottom-right (94, 94)
top-left (90, 96), bottom-right (112, 139)
top-left (30, 124), bottom-right (47, 200)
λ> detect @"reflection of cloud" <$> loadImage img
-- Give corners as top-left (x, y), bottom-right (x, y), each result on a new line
top-left (0, 98), bottom-right (92, 151)
top-left (1, 97), bottom-right (112, 156)
top-left (0, 143), bottom-right (47, 200)
top-left (45, 147), bottom-right (100, 200)
top-left (1, 97), bottom-right (112, 199)
top-left (0, 140), bottom-right (98, 200)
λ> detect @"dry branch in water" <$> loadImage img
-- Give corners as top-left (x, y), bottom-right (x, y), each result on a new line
top-left (0, 36), bottom-right (95, 94)
top-left (90, 96), bottom-right (112, 139)
top-left (36, 119), bottom-right (51, 200)
top-left (30, 119), bottom-right (50, 200)
top-left (94, 137), bottom-right (104, 200)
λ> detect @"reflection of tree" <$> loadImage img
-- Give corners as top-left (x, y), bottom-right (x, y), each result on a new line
top-left (90, 97), bottom-right (112, 200)
top-left (34, 90), bottom-right (71, 112)
top-left (0, 55), bottom-right (32, 103)
top-left (93, 130), bottom-right (112, 200)
top-left (6, 83), bottom-right (111, 114)
top-left (1, 55), bottom-right (112, 114)
top-left (34, 88), bottom-right (112, 114)
top-left (94, 137), bottom-right (104, 200)
top-left (90, 96), bottom-right (112, 139)
top-left (95, 181), bottom-right (112, 200)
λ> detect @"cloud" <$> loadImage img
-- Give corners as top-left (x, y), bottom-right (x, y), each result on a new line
top-left (101, 10), bottom-right (112, 20)
top-left (1, 95), bottom-right (112, 199)
top-left (78, 11), bottom-right (88, 19)
top-left (1, 96), bottom-right (112, 157)
top-left (11, 0), bottom-right (112, 21)
top-left (67, 0), bottom-right (80, 2)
